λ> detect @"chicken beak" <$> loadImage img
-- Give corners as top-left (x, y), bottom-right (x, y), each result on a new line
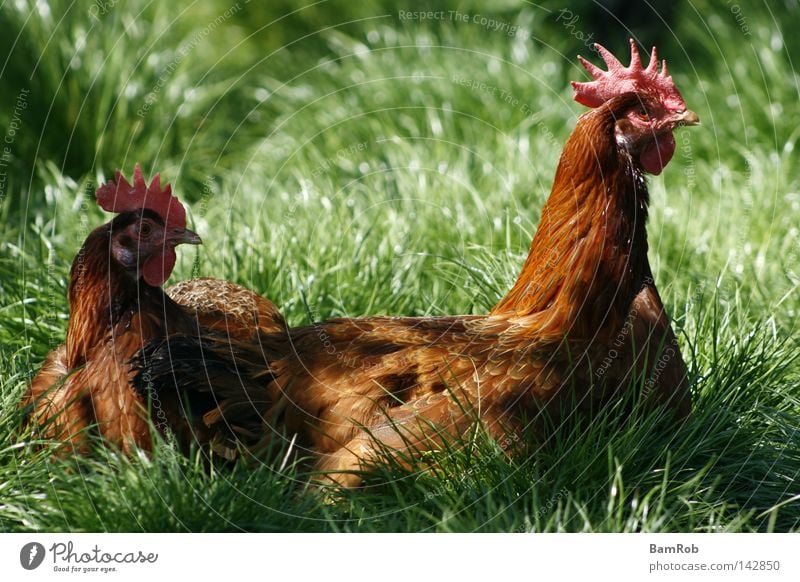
top-left (675, 109), bottom-right (700, 127)
top-left (169, 227), bottom-right (203, 246)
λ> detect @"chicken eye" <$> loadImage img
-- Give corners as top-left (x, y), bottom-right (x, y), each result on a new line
top-left (139, 222), bottom-right (152, 237)
top-left (635, 107), bottom-right (650, 120)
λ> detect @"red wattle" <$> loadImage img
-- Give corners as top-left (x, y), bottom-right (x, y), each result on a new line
top-left (142, 248), bottom-right (177, 287)
top-left (639, 132), bottom-right (676, 175)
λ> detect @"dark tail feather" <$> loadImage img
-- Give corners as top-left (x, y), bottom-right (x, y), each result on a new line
top-left (133, 333), bottom-right (275, 457)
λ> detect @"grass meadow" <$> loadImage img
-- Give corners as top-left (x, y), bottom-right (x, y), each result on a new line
top-left (0, 0), bottom-right (798, 532)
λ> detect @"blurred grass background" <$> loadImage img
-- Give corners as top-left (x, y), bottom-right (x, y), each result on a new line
top-left (0, 0), bottom-right (798, 532)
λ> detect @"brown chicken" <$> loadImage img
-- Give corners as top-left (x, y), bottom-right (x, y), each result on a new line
top-left (23, 166), bottom-right (284, 456)
top-left (144, 40), bottom-right (699, 486)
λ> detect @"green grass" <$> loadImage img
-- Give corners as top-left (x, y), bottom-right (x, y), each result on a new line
top-left (1, 0), bottom-right (798, 532)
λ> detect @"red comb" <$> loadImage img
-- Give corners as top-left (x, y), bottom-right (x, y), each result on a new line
top-left (95, 164), bottom-right (186, 229)
top-left (571, 39), bottom-right (687, 112)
